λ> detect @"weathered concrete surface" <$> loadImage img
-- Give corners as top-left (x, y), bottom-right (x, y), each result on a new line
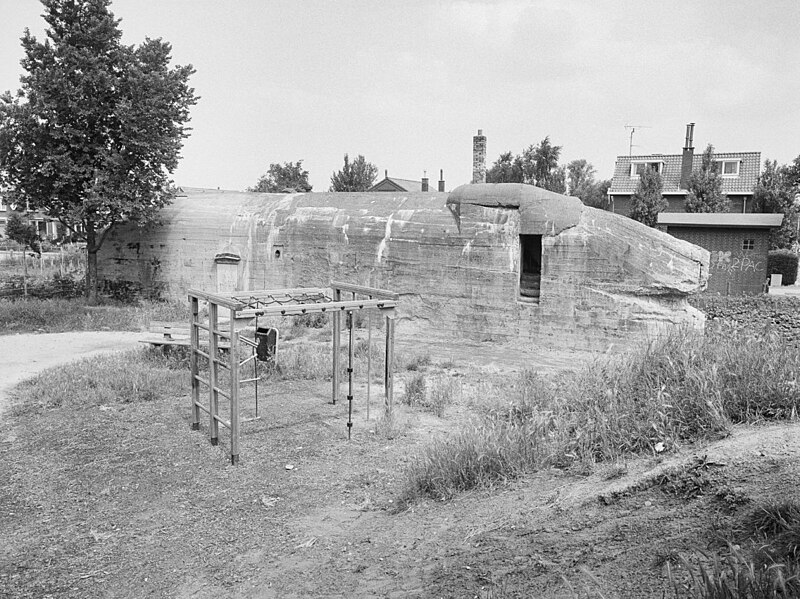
top-left (99, 184), bottom-right (709, 356)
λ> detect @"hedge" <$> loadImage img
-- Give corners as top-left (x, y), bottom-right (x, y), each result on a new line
top-left (768, 249), bottom-right (799, 286)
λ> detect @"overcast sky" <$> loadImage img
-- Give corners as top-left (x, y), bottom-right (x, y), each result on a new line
top-left (2, 0), bottom-right (799, 192)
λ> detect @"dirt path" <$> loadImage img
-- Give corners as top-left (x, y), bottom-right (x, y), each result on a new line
top-left (0, 331), bottom-right (143, 422)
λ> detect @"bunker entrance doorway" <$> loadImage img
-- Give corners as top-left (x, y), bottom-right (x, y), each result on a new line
top-left (519, 234), bottom-right (542, 302)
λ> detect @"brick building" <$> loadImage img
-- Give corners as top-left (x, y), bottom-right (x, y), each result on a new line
top-left (609, 124), bottom-right (760, 215)
top-left (658, 213), bottom-right (783, 295)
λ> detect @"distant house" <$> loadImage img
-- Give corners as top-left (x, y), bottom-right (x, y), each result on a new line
top-left (0, 196), bottom-right (62, 240)
top-left (608, 123), bottom-right (760, 215)
top-left (369, 170), bottom-right (445, 193)
top-left (658, 212), bottom-right (783, 295)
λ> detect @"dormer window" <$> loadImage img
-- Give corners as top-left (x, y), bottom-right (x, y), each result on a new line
top-left (630, 161), bottom-right (664, 177)
top-left (715, 160), bottom-right (740, 177)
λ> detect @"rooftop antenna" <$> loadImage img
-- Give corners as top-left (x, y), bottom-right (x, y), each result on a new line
top-left (624, 124), bottom-right (651, 156)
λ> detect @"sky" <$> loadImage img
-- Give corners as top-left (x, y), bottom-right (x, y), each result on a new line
top-left (2, 0), bottom-right (799, 193)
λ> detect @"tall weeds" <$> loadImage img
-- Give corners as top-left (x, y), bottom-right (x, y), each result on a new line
top-left (403, 325), bottom-right (800, 502)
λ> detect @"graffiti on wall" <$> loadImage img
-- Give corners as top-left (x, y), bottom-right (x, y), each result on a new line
top-left (710, 250), bottom-right (763, 274)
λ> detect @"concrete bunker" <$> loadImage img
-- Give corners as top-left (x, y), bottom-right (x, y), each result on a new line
top-left (99, 184), bottom-right (709, 360)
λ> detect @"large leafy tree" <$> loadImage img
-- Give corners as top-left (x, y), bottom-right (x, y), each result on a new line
top-left (629, 167), bottom-right (666, 227)
top-left (329, 154), bottom-right (377, 192)
top-left (566, 159), bottom-right (610, 208)
top-left (486, 151), bottom-right (524, 183)
top-left (524, 136), bottom-right (566, 193)
top-left (0, 0), bottom-right (197, 302)
top-left (752, 158), bottom-right (800, 249)
top-left (249, 160), bottom-right (312, 193)
top-left (486, 137), bottom-right (566, 192)
top-left (684, 144), bottom-right (729, 213)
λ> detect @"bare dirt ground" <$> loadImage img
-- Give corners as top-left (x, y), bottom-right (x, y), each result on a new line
top-left (1, 333), bottom-right (799, 598)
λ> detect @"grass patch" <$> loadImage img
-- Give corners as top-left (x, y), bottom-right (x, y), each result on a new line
top-left (670, 544), bottom-right (800, 599)
top-left (11, 347), bottom-right (188, 415)
top-left (403, 373), bottom-right (426, 406)
top-left (0, 297), bottom-right (190, 334)
top-left (402, 325), bottom-right (800, 502)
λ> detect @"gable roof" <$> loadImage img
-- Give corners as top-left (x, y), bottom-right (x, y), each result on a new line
top-left (610, 152), bottom-right (760, 195)
top-left (368, 177), bottom-right (426, 192)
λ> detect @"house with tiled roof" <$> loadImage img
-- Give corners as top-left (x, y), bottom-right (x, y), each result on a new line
top-left (368, 170), bottom-right (445, 193)
top-left (608, 124), bottom-right (760, 215)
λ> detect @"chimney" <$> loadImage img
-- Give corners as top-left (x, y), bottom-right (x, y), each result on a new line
top-left (438, 169), bottom-right (445, 192)
top-left (384, 169), bottom-right (388, 179)
top-left (421, 170), bottom-right (429, 192)
top-left (472, 129), bottom-right (486, 184)
top-left (680, 123), bottom-right (695, 189)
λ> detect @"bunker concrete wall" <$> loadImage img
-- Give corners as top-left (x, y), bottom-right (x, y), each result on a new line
top-left (99, 184), bottom-right (709, 353)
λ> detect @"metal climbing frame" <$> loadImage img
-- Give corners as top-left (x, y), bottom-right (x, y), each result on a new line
top-left (187, 282), bottom-right (399, 465)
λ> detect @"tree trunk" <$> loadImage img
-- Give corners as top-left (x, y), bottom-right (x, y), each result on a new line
top-left (85, 225), bottom-right (98, 304)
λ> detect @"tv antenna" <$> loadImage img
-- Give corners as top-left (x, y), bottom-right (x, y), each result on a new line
top-left (624, 124), bottom-right (651, 156)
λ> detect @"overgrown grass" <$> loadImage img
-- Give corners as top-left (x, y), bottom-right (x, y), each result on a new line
top-left (670, 544), bottom-right (800, 599)
top-left (402, 325), bottom-right (800, 502)
top-left (0, 297), bottom-right (190, 334)
top-left (670, 500), bottom-right (800, 599)
top-left (11, 347), bottom-right (188, 416)
top-left (254, 338), bottom-right (386, 382)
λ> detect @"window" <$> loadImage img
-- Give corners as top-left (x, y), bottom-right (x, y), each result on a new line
top-left (715, 160), bottom-right (740, 176)
top-left (630, 161), bottom-right (664, 177)
top-left (519, 234), bottom-right (542, 302)
top-left (742, 238), bottom-right (755, 251)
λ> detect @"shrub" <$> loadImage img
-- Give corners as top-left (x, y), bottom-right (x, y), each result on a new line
top-left (403, 373), bottom-right (426, 406)
top-left (404, 353), bottom-right (432, 371)
top-left (769, 249), bottom-right (798, 286)
top-left (421, 375), bottom-right (460, 417)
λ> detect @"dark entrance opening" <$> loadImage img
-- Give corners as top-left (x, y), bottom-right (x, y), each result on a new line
top-left (519, 234), bottom-right (542, 302)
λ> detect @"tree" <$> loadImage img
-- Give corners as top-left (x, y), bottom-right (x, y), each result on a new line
top-left (629, 167), bottom-right (666, 227)
top-left (684, 144), bottom-right (729, 213)
top-left (753, 158), bottom-right (799, 249)
top-left (4, 211), bottom-right (41, 296)
top-left (524, 136), bottom-right (566, 192)
top-left (486, 151), bottom-right (524, 183)
top-left (566, 159), bottom-right (596, 196)
top-left (5, 211), bottom-right (41, 256)
top-left (0, 0), bottom-right (197, 302)
top-left (329, 154), bottom-right (378, 192)
top-left (249, 161), bottom-right (312, 193)
top-left (565, 159), bottom-right (610, 209)
top-left (486, 137), bottom-right (566, 192)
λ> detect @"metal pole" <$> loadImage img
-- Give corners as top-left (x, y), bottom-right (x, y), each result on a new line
top-left (254, 314), bottom-right (259, 418)
top-left (384, 312), bottom-right (395, 416)
top-left (208, 302), bottom-right (219, 446)
top-left (230, 308), bottom-right (240, 466)
top-left (332, 287), bottom-right (341, 404)
top-left (366, 305), bottom-right (372, 421)
top-left (189, 295), bottom-right (200, 430)
top-left (347, 310), bottom-right (354, 439)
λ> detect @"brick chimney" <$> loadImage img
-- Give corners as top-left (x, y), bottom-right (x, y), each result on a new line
top-left (438, 169), bottom-right (445, 192)
top-left (421, 171), bottom-right (429, 192)
top-left (472, 129), bottom-right (486, 184)
top-left (680, 123), bottom-right (695, 189)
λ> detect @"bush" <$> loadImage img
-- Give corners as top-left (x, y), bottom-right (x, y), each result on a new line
top-left (403, 373), bottom-right (426, 406)
top-left (769, 250), bottom-right (798, 286)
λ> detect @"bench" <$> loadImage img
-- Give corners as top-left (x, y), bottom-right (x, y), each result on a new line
top-left (140, 321), bottom-right (194, 348)
top-left (140, 321), bottom-right (234, 349)
top-left (139, 320), bottom-right (262, 351)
